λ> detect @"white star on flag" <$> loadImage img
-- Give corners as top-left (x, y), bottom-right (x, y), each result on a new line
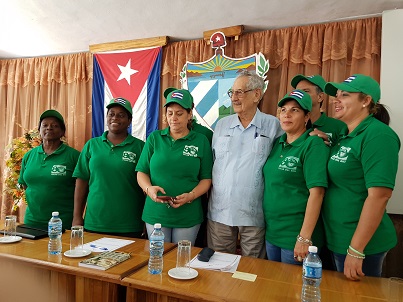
top-left (117, 59), bottom-right (138, 85)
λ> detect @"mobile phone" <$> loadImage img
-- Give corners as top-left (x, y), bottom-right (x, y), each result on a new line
top-left (197, 247), bottom-right (215, 262)
top-left (158, 196), bottom-right (175, 202)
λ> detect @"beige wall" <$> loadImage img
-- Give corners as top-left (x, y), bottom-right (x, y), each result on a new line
top-left (382, 9), bottom-right (403, 214)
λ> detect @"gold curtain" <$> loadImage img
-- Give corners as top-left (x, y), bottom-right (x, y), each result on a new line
top-left (0, 53), bottom-right (93, 219)
top-left (0, 17), bottom-right (381, 219)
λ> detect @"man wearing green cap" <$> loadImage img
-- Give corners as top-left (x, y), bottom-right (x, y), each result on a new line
top-left (291, 74), bottom-right (347, 145)
top-left (73, 97), bottom-right (145, 238)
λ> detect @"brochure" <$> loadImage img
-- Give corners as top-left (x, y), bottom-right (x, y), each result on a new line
top-left (78, 251), bottom-right (131, 270)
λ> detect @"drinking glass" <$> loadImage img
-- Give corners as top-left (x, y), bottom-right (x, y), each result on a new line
top-left (70, 225), bottom-right (84, 255)
top-left (4, 215), bottom-right (17, 238)
top-left (176, 240), bottom-right (191, 275)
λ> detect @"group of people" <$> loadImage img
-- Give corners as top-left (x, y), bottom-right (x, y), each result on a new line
top-left (18, 70), bottom-right (399, 281)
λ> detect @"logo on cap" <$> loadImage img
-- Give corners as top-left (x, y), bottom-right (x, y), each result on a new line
top-left (114, 98), bottom-right (127, 105)
top-left (171, 92), bottom-right (184, 100)
top-left (344, 76), bottom-right (356, 83)
top-left (290, 90), bottom-right (304, 99)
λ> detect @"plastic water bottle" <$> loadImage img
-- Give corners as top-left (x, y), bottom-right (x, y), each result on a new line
top-left (148, 223), bottom-right (164, 274)
top-left (48, 211), bottom-right (63, 255)
top-left (301, 246), bottom-right (322, 302)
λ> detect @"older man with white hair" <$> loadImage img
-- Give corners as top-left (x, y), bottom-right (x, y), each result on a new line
top-left (207, 71), bottom-right (283, 258)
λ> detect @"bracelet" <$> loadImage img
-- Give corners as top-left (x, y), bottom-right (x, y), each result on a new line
top-left (296, 234), bottom-right (313, 246)
top-left (188, 191), bottom-right (195, 204)
top-left (145, 186), bottom-right (149, 195)
top-left (347, 249), bottom-right (365, 259)
top-left (348, 245), bottom-right (365, 257)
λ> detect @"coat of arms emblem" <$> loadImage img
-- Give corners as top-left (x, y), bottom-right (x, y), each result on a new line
top-left (180, 32), bottom-right (270, 130)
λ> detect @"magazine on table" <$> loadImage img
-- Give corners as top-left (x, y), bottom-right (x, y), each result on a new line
top-left (78, 251), bottom-right (131, 270)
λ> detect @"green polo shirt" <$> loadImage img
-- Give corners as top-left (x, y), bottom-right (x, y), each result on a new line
top-left (136, 128), bottom-right (213, 228)
top-left (323, 115), bottom-right (400, 255)
top-left (73, 132), bottom-right (145, 233)
top-left (18, 144), bottom-right (80, 230)
top-left (312, 112), bottom-right (347, 145)
top-left (263, 131), bottom-right (329, 249)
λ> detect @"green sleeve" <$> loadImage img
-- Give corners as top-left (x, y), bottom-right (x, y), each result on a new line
top-left (362, 132), bottom-right (400, 189)
top-left (135, 132), bottom-right (155, 175)
top-left (72, 141), bottom-right (91, 180)
top-left (18, 149), bottom-right (31, 186)
top-left (303, 137), bottom-right (329, 189)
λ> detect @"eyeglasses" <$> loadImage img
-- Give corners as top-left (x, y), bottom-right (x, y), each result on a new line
top-left (107, 112), bottom-right (128, 119)
top-left (227, 89), bottom-right (254, 98)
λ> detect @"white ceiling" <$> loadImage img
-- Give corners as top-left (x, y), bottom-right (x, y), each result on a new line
top-left (1, 0), bottom-right (403, 59)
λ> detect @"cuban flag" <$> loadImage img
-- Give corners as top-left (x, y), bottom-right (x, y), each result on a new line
top-left (92, 46), bottom-right (162, 141)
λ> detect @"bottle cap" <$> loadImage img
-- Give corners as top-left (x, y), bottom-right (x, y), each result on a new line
top-left (52, 211), bottom-right (59, 217)
top-left (308, 246), bottom-right (318, 253)
top-left (154, 223), bottom-right (161, 229)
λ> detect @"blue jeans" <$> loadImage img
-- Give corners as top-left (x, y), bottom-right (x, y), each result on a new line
top-left (265, 240), bottom-right (302, 265)
top-left (332, 251), bottom-right (387, 277)
top-left (146, 223), bottom-right (201, 246)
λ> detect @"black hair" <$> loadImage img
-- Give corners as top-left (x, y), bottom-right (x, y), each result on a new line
top-left (360, 93), bottom-right (390, 125)
top-left (372, 103), bottom-right (390, 125)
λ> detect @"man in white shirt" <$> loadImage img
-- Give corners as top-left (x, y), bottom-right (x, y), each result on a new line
top-left (207, 71), bottom-right (283, 258)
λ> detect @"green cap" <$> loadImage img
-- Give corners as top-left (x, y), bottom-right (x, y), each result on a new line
top-left (106, 97), bottom-right (133, 115)
top-left (278, 89), bottom-right (312, 112)
top-left (325, 74), bottom-right (380, 103)
top-left (40, 110), bottom-right (65, 128)
top-left (163, 88), bottom-right (193, 109)
top-left (291, 74), bottom-right (327, 92)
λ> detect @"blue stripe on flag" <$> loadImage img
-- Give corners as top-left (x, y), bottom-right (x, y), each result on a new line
top-left (92, 57), bottom-right (105, 138)
top-left (145, 50), bottom-right (162, 138)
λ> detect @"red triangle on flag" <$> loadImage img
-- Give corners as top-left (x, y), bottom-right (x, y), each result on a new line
top-left (95, 48), bottom-right (160, 107)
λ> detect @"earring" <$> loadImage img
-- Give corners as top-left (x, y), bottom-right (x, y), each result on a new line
top-left (363, 105), bottom-right (366, 108)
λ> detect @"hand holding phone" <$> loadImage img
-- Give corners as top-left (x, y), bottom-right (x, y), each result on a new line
top-left (157, 196), bottom-right (176, 202)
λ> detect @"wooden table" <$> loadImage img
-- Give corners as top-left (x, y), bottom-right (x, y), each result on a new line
top-left (0, 231), bottom-right (175, 302)
top-left (123, 247), bottom-right (390, 302)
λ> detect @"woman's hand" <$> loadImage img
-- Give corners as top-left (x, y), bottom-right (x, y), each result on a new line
top-left (147, 186), bottom-right (166, 202)
top-left (344, 254), bottom-right (365, 281)
top-left (168, 192), bottom-right (194, 208)
top-left (309, 128), bottom-right (330, 145)
top-left (294, 241), bottom-right (310, 262)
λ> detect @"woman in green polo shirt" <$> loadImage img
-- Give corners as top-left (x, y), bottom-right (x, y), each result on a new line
top-left (263, 90), bottom-right (329, 265)
top-left (19, 110), bottom-right (80, 230)
top-left (136, 88), bottom-right (213, 245)
top-left (323, 75), bottom-right (400, 280)
top-left (72, 98), bottom-right (145, 238)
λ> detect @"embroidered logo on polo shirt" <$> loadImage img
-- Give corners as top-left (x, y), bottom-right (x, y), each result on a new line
top-left (278, 156), bottom-right (299, 172)
top-left (330, 146), bottom-right (351, 163)
top-left (51, 165), bottom-right (67, 176)
top-left (183, 145), bottom-right (198, 157)
top-left (122, 151), bottom-right (137, 163)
